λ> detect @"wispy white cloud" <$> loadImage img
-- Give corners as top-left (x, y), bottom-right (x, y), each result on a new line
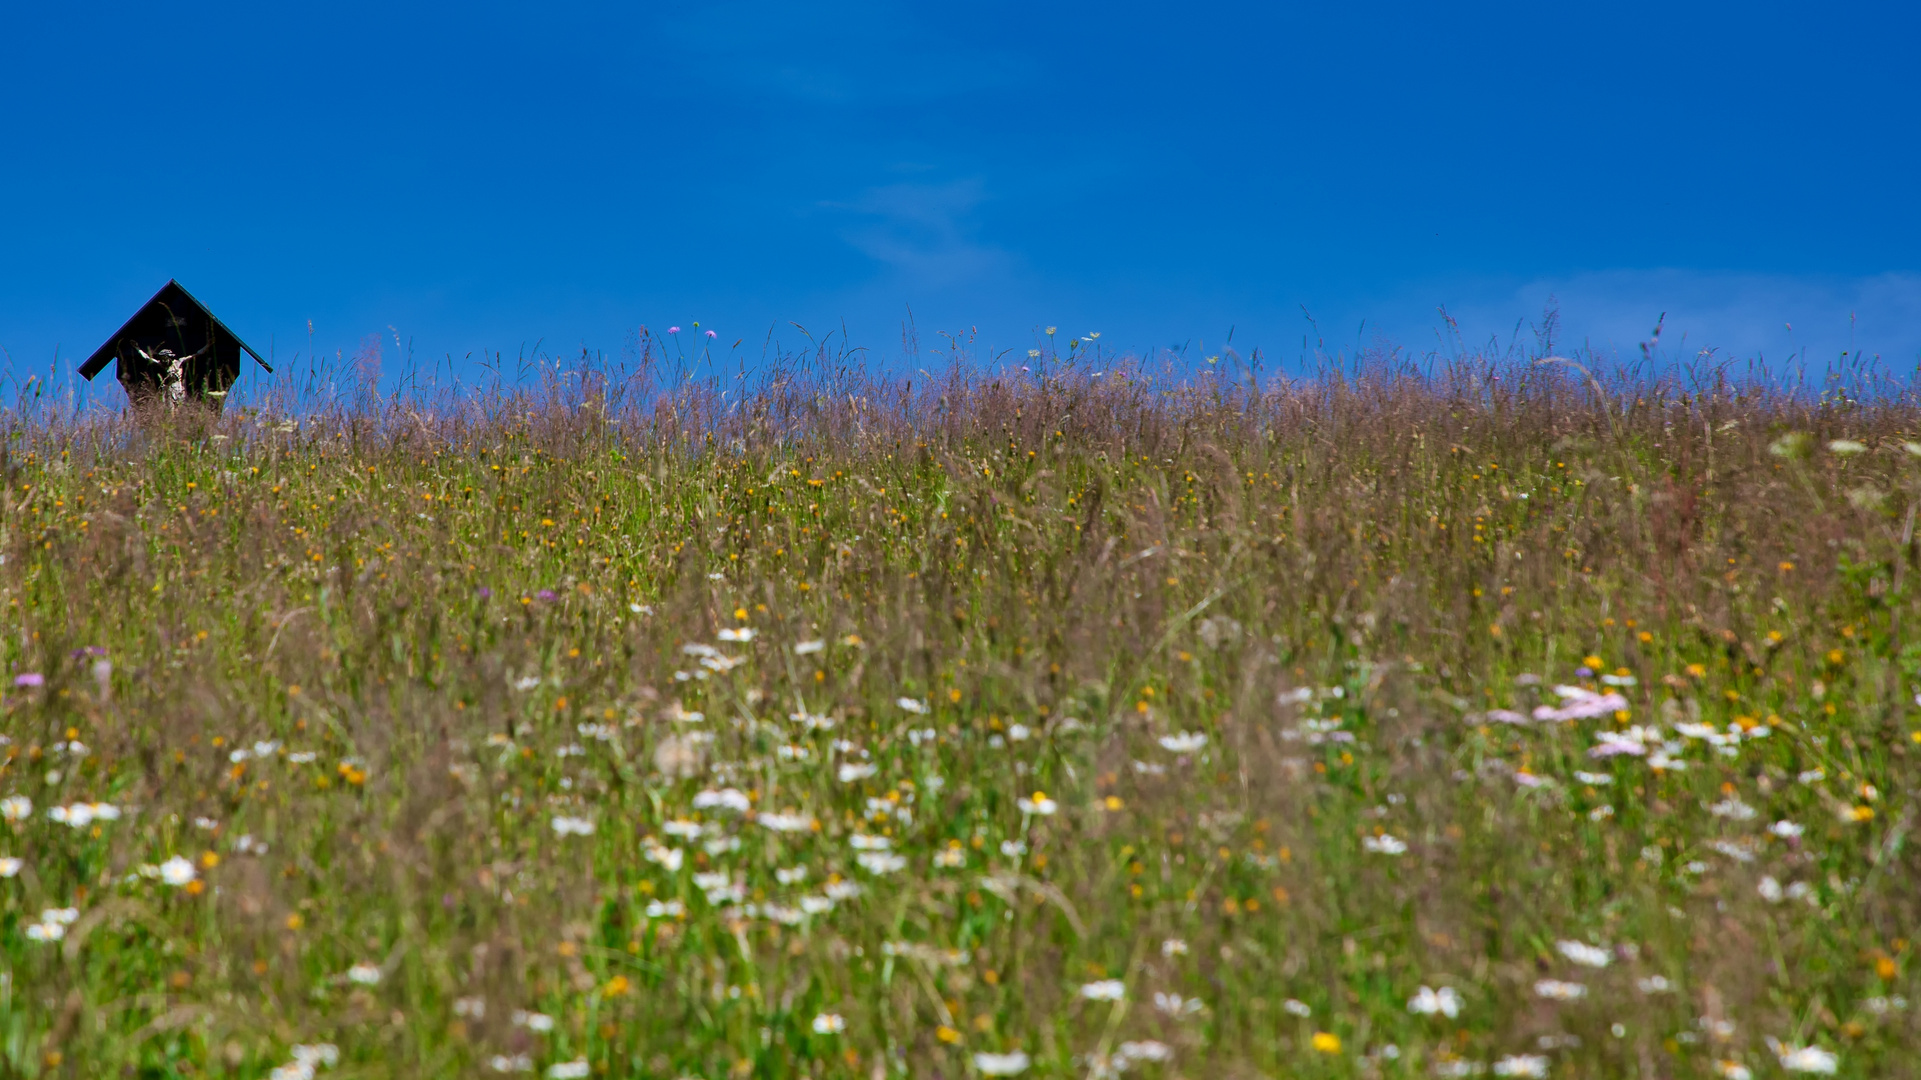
top-left (1401, 269), bottom-right (1921, 368)
top-left (825, 178), bottom-right (1013, 287)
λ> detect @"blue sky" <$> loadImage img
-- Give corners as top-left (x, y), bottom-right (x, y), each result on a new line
top-left (3, 1), bottom-right (1918, 398)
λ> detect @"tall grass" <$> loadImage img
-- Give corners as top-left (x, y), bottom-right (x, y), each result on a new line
top-left (0, 354), bottom-right (1915, 1079)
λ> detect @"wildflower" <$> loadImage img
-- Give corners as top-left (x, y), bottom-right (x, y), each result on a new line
top-left (694, 872), bottom-right (743, 903)
top-left (1363, 834), bottom-right (1407, 855)
top-left (25, 907), bottom-right (78, 942)
top-left (776, 865), bottom-right (809, 884)
top-left (1117, 1041), bottom-right (1172, 1064)
top-left (758, 812), bottom-right (814, 832)
top-left (1589, 726), bottom-right (1659, 757)
top-left (1828, 439), bottom-right (1867, 456)
top-left (897, 697), bottom-right (929, 714)
top-left (512, 676), bottom-right (541, 691)
top-left (1311, 1032), bottom-right (1342, 1054)
top-left (346, 963), bottom-right (381, 986)
top-left (1154, 991), bottom-right (1204, 1015)
top-left (1647, 750), bottom-right (1688, 771)
top-left (1017, 791), bottom-right (1058, 816)
top-left (1714, 1062), bottom-right (1753, 1080)
top-left (1767, 1038), bottom-right (1838, 1074)
top-left (1007, 723), bottom-right (1031, 741)
top-left (795, 639), bottom-right (826, 654)
top-left (824, 879), bottom-right (862, 900)
top-left (1158, 732), bottom-right (1207, 752)
top-left (1080, 980), bottom-right (1125, 1001)
top-left (514, 1010), bottom-right (556, 1032)
top-left (488, 1055), bottom-right (533, 1073)
top-left (1283, 998), bottom-right (1312, 1017)
top-left (1709, 798), bottom-right (1756, 820)
top-left (1769, 820), bottom-right (1804, 839)
top-left (799, 895), bottom-right (835, 914)
top-left (837, 763), bottom-right (877, 784)
top-left (692, 788), bottom-right (751, 812)
top-left (811, 1013), bottom-right (846, 1034)
top-left (1161, 939), bottom-right (1189, 957)
top-left (1533, 686), bottom-right (1630, 722)
top-left (546, 1061), bottom-right (590, 1079)
top-left (0, 857), bottom-right (18, 877)
top-left (1409, 986), bottom-right (1463, 1018)
top-left (1, 796), bottom-right (30, 822)
top-left (973, 1051), bottom-right (1031, 1075)
top-left (1533, 980), bottom-right (1586, 1001)
top-left (454, 997), bottom-right (486, 1018)
top-left (856, 851), bottom-right (907, 875)
top-left (717, 627), bottom-right (755, 643)
top-left (13, 673), bottom-right (43, 687)
top-left (1707, 839), bottom-right (1757, 863)
top-left (1758, 876), bottom-right (1785, 902)
top-left (1557, 941), bottom-right (1611, 968)
top-left (1492, 1055), bottom-right (1549, 1077)
top-left (158, 856), bottom-right (198, 886)
top-left (551, 816), bottom-right (595, 837)
top-left (1632, 974), bottom-right (1672, 994)
top-left (49, 802), bottom-right (120, 828)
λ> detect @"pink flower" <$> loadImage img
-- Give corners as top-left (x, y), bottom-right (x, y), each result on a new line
top-left (705, 330), bottom-right (717, 339)
top-left (668, 326), bottom-right (681, 334)
top-left (13, 674), bottom-right (42, 687)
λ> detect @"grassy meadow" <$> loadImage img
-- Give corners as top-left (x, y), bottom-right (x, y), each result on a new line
top-left (0, 358), bottom-right (1917, 1079)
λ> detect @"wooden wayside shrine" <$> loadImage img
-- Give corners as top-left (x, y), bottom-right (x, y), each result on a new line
top-left (78, 280), bottom-right (272, 406)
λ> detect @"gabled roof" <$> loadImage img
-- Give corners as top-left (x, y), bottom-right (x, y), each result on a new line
top-left (78, 279), bottom-right (272, 381)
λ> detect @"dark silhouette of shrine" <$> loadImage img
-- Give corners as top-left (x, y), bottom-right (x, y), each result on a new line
top-left (79, 280), bottom-right (272, 407)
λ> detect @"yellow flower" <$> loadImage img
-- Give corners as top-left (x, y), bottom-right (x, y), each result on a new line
top-left (603, 975), bottom-right (631, 997)
top-left (936, 1025), bottom-right (962, 1044)
top-left (1311, 1032), bottom-right (1341, 1054)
